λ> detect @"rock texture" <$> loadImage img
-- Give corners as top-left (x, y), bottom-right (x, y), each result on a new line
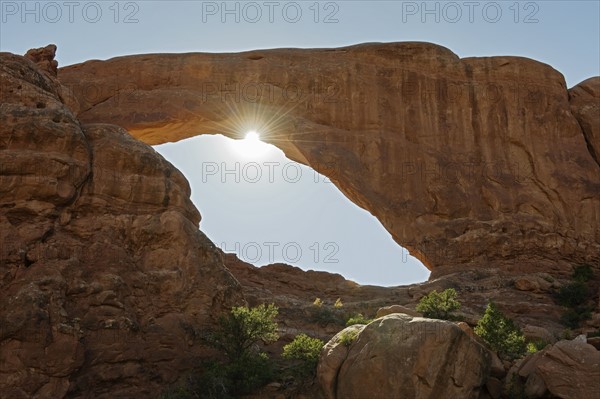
top-left (0, 50), bottom-right (242, 398)
top-left (317, 314), bottom-right (491, 399)
top-left (58, 43), bottom-right (600, 276)
top-left (508, 337), bottom-right (600, 398)
top-left (226, 253), bottom-right (588, 341)
top-left (570, 77), bottom-right (600, 168)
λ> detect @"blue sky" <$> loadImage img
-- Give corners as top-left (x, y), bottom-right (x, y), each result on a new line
top-left (2, 1), bottom-right (598, 286)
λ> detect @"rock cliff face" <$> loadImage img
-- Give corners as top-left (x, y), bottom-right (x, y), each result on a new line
top-left (0, 47), bottom-right (242, 398)
top-left (58, 42), bottom-right (600, 276)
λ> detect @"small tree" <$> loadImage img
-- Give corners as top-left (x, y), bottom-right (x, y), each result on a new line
top-left (475, 302), bottom-right (526, 359)
top-left (555, 281), bottom-right (590, 308)
top-left (202, 304), bottom-right (279, 396)
top-left (208, 303), bottom-right (279, 361)
top-left (282, 334), bottom-right (324, 378)
top-left (416, 288), bottom-right (461, 320)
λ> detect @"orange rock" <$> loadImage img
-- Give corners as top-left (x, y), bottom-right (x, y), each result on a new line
top-left (0, 49), bottom-right (242, 398)
top-left (318, 314), bottom-right (491, 399)
top-left (58, 42), bottom-right (600, 277)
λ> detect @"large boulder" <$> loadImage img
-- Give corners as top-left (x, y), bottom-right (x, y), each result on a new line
top-left (375, 304), bottom-right (421, 318)
top-left (317, 314), bottom-right (491, 399)
top-left (0, 49), bottom-right (242, 398)
top-left (509, 337), bottom-right (600, 398)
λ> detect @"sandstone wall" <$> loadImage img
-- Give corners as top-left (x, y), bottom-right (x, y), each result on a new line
top-left (58, 42), bottom-right (600, 276)
top-left (0, 47), bottom-right (242, 398)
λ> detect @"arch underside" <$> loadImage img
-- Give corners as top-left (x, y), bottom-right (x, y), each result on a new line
top-left (58, 42), bottom-right (600, 276)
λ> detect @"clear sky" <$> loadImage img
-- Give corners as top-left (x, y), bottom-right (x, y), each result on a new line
top-left (2, 1), bottom-right (598, 286)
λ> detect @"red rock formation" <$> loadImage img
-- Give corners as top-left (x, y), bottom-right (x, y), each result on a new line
top-left (58, 42), bottom-right (600, 277)
top-left (318, 314), bottom-right (491, 399)
top-left (0, 50), bottom-right (242, 398)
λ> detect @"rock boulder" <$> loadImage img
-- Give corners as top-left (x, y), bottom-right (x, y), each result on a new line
top-left (317, 314), bottom-right (491, 399)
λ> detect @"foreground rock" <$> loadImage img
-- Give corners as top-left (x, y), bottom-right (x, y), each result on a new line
top-left (0, 49), bottom-right (242, 398)
top-left (317, 314), bottom-right (491, 399)
top-left (59, 43), bottom-right (600, 278)
top-left (508, 337), bottom-right (600, 398)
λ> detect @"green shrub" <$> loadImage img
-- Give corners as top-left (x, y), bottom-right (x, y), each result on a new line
top-left (345, 313), bottom-right (372, 326)
top-left (555, 281), bottom-right (590, 308)
top-left (309, 305), bottom-right (345, 326)
top-left (587, 329), bottom-right (600, 338)
top-left (572, 264), bottom-right (594, 283)
top-left (474, 302), bottom-right (526, 360)
top-left (560, 328), bottom-right (574, 340)
top-left (416, 288), bottom-right (461, 320)
top-left (526, 339), bottom-right (548, 354)
top-left (282, 334), bottom-right (325, 378)
top-left (560, 306), bottom-right (593, 329)
top-left (339, 329), bottom-right (359, 347)
top-left (207, 303), bottom-right (279, 361)
top-left (199, 304), bottom-right (279, 397)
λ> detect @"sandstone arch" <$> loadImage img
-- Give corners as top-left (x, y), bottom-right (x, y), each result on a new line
top-left (58, 42), bottom-right (600, 277)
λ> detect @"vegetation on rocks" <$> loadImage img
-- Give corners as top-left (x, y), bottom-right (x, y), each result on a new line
top-left (555, 264), bottom-right (596, 329)
top-left (339, 329), bottom-right (359, 347)
top-left (161, 304), bottom-right (279, 398)
top-left (475, 302), bottom-right (526, 360)
top-left (416, 288), bottom-right (461, 320)
top-left (282, 334), bottom-right (325, 378)
top-left (346, 313), bottom-right (372, 326)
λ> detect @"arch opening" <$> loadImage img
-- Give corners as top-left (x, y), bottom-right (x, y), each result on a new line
top-left (155, 134), bottom-right (430, 286)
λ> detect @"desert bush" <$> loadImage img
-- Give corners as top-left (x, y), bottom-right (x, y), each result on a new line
top-left (572, 263), bottom-right (594, 283)
top-left (345, 313), bottom-right (372, 326)
top-left (199, 304), bottom-right (279, 397)
top-left (206, 304), bottom-right (278, 360)
top-left (555, 281), bottom-right (590, 308)
top-left (334, 298), bottom-right (343, 308)
top-left (339, 329), bottom-right (359, 347)
top-left (560, 306), bottom-right (593, 329)
top-left (587, 329), bottom-right (600, 338)
top-left (416, 288), bottom-right (461, 320)
top-left (282, 334), bottom-right (324, 378)
top-left (555, 264), bottom-right (596, 328)
top-left (474, 302), bottom-right (526, 360)
top-left (526, 339), bottom-right (549, 354)
top-left (309, 300), bottom-right (345, 326)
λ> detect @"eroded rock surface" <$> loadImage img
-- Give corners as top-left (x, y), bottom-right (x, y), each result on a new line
top-left (0, 50), bottom-right (242, 398)
top-left (317, 314), bottom-right (491, 399)
top-left (508, 337), bottom-right (600, 398)
top-left (58, 43), bottom-right (600, 276)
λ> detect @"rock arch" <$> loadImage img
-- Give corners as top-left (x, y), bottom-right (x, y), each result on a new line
top-left (58, 42), bottom-right (600, 277)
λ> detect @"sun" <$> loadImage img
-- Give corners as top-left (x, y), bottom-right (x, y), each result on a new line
top-left (232, 130), bottom-right (271, 158)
